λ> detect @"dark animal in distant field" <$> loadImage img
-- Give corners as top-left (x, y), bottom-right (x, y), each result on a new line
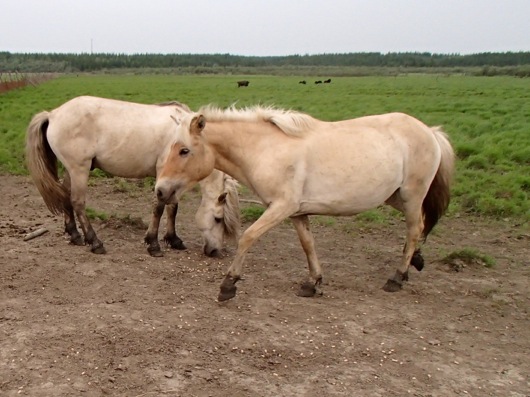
top-left (237, 80), bottom-right (249, 87)
top-left (314, 80), bottom-right (322, 84)
top-left (299, 80), bottom-right (306, 84)
top-left (324, 79), bottom-right (331, 83)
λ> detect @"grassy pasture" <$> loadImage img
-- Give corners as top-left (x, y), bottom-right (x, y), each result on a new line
top-left (0, 74), bottom-right (528, 221)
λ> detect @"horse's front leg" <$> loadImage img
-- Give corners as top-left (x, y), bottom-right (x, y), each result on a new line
top-left (219, 203), bottom-right (295, 302)
top-left (144, 199), bottom-right (165, 257)
top-left (291, 215), bottom-right (323, 297)
top-left (163, 202), bottom-right (186, 250)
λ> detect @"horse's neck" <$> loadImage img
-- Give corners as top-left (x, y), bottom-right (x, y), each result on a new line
top-left (204, 121), bottom-right (264, 186)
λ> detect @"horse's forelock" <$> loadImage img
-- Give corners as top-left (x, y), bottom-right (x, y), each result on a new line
top-left (198, 104), bottom-right (316, 137)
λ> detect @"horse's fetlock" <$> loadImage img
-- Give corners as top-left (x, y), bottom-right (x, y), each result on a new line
top-left (411, 249), bottom-right (425, 271)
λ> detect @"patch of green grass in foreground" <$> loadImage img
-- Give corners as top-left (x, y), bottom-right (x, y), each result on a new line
top-left (441, 248), bottom-right (496, 268)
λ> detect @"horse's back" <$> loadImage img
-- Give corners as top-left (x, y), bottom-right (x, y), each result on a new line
top-left (297, 113), bottom-right (441, 214)
top-left (45, 96), bottom-right (184, 178)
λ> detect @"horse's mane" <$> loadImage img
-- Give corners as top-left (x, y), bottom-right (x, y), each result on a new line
top-left (222, 174), bottom-right (241, 240)
top-left (198, 104), bottom-right (318, 137)
top-left (156, 101), bottom-right (192, 113)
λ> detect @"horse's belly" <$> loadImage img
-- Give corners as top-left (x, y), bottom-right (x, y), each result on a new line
top-left (297, 159), bottom-right (403, 216)
top-left (93, 157), bottom-right (157, 178)
top-left (298, 184), bottom-right (398, 216)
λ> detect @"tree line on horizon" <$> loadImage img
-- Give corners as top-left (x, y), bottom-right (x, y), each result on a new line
top-left (1, 51), bottom-right (529, 75)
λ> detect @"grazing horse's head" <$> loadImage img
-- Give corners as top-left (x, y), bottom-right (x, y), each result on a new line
top-left (195, 171), bottom-right (240, 257)
top-left (156, 114), bottom-right (214, 203)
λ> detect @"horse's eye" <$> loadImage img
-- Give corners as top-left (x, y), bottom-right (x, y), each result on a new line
top-left (214, 217), bottom-right (223, 224)
top-left (179, 148), bottom-right (190, 156)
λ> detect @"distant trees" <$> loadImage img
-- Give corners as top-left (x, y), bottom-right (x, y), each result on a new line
top-left (1, 51), bottom-right (529, 76)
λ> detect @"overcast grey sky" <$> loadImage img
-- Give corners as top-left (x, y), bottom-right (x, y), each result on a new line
top-left (1, 0), bottom-right (529, 56)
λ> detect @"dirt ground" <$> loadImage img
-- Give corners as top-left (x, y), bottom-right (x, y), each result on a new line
top-left (0, 174), bottom-right (528, 397)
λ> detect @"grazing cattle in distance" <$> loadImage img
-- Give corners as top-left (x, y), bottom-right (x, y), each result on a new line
top-left (314, 80), bottom-right (322, 84)
top-left (237, 80), bottom-right (250, 87)
top-left (324, 79), bottom-right (332, 83)
top-left (299, 80), bottom-right (307, 84)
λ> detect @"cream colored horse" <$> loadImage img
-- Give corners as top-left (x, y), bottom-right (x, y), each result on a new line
top-left (155, 106), bottom-right (455, 301)
top-left (26, 96), bottom-right (240, 256)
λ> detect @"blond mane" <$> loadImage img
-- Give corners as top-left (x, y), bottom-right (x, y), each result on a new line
top-left (198, 105), bottom-right (318, 137)
top-left (222, 175), bottom-right (241, 240)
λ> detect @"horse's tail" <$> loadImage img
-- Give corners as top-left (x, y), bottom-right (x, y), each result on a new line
top-left (422, 126), bottom-right (455, 238)
top-left (25, 111), bottom-right (69, 215)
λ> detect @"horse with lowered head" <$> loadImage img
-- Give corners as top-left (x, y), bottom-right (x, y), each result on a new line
top-left (25, 96), bottom-right (240, 257)
top-left (155, 105), bottom-right (455, 301)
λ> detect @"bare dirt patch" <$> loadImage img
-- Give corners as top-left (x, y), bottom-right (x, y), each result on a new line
top-left (1, 174), bottom-right (528, 396)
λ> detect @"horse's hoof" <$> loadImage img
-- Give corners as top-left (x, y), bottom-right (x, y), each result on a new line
top-left (91, 245), bottom-right (107, 255)
top-left (70, 236), bottom-right (84, 246)
top-left (383, 279), bottom-right (402, 292)
top-left (411, 250), bottom-right (425, 271)
top-left (172, 241), bottom-right (186, 250)
top-left (218, 285), bottom-right (237, 301)
top-left (297, 281), bottom-right (317, 297)
top-left (148, 248), bottom-right (164, 257)
top-left (218, 276), bottom-right (238, 301)
top-left (165, 236), bottom-right (186, 250)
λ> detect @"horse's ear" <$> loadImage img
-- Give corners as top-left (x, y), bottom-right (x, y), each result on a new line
top-left (190, 114), bottom-right (206, 135)
top-left (217, 192), bottom-right (228, 204)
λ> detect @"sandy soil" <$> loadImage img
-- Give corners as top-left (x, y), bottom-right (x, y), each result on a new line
top-left (0, 174), bottom-right (528, 397)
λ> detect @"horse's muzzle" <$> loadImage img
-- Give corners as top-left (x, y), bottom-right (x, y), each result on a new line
top-left (155, 180), bottom-right (179, 203)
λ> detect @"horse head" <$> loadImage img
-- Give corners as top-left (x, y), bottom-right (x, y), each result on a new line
top-left (156, 114), bottom-right (214, 204)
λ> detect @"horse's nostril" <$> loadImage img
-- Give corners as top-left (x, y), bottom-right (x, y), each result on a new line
top-left (205, 247), bottom-right (220, 258)
top-left (156, 188), bottom-right (163, 199)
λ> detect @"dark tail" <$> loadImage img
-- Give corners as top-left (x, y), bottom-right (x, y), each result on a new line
top-left (422, 126), bottom-right (455, 238)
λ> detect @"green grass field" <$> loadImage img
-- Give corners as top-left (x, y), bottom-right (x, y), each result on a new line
top-left (0, 74), bottom-right (528, 221)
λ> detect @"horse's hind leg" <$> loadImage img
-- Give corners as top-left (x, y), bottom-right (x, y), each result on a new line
top-left (163, 202), bottom-right (186, 250)
top-left (291, 215), bottom-right (323, 297)
top-left (383, 199), bottom-right (424, 292)
top-left (62, 171), bottom-right (83, 246)
top-left (144, 198), bottom-right (165, 257)
top-left (69, 168), bottom-right (106, 254)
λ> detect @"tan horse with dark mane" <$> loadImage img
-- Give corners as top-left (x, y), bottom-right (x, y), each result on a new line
top-left (155, 105), bottom-right (455, 301)
top-left (25, 96), bottom-right (240, 257)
